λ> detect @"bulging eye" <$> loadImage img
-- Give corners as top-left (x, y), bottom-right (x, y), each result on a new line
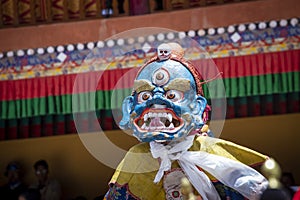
top-left (165, 90), bottom-right (183, 102)
top-left (138, 91), bottom-right (152, 103)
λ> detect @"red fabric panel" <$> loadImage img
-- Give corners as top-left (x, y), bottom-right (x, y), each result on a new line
top-left (0, 67), bottom-right (137, 101)
top-left (249, 103), bottom-right (261, 117)
top-left (67, 121), bottom-right (77, 133)
top-left (8, 128), bottom-right (18, 139)
top-left (195, 49), bottom-right (300, 79)
top-left (19, 125), bottom-right (29, 139)
top-left (55, 121), bottom-right (65, 135)
top-left (264, 102), bottom-right (274, 115)
top-left (238, 104), bottom-right (248, 118)
top-left (30, 124), bottom-right (42, 138)
top-left (44, 123), bottom-right (54, 136)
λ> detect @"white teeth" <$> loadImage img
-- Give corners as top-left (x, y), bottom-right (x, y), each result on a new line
top-left (141, 112), bottom-right (175, 130)
top-left (167, 113), bottom-right (172, 122)
top-left (143, 112), bottom-right (172, 122)
top-left (144, 114), bottom-right (148, 121)
top-left (141, 123), bottom-right (147, 129)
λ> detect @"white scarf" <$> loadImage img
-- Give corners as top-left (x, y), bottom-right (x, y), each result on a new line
top-left (150, 135), bottom-right (268, 200)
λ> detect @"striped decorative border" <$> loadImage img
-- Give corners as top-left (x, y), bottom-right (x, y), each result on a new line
top-left (0, 18), bottom-right (299, 81)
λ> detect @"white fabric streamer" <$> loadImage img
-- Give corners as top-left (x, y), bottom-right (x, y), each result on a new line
top-left (150, 135), bottom-right (268, 200)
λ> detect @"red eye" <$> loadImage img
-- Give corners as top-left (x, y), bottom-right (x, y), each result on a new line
top-left (142, 93), bottom-right (150, 100)
top-left (138, 91), bottom-right (152, 103)
top-left (167, 92), bottom-right (175, 99)
top-left (165, 90), bottom-right (183, 102)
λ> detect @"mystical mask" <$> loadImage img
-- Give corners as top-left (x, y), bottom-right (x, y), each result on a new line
top-left (119, 43), bottom-right (207, 142)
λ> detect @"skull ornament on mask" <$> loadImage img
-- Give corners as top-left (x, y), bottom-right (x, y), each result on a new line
top-left (120, 43), bottom-right (208, 142)
top-left (157, 43), bottom-right (171, 61)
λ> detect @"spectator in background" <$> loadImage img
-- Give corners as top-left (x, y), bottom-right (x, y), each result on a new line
top-left (117, 0), bottom-right (125, 14)
top-left (101, 0), bottom-right (125, 17)
top-left (260, 188), bottom-right (291, 200)
top-left (101, 0), bottom-right (113, 17)
top-left (18, 188), bottom-right (41, 200)
top-left (155, 0), bottom-right (163, 10)
top-left (0, 161), bottom-right (27, 200)
top-left (29, 160), bottom-right (61, 200)
top-left (281, 172), bottom-right (297, 198)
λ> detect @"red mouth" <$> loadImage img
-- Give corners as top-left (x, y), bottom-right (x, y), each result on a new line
top-left (134, 108), bottom-right (183, 133)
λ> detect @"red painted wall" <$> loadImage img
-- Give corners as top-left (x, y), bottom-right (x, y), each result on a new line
top-left (0, 0), bottom-right (299, 52)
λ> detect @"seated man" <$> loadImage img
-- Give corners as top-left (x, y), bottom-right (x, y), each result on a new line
top-left (104, 43), bottom-right (268, 200)
top-left (0, 161), bottom-right (27, 200)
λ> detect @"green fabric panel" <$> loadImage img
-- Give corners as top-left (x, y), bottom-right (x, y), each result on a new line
top-left (8, 100), bottom-right (16, 119)
top-left (273, 72), bottom-right (279, 93)
top-left (251, 76), bottom-right (258, 96)
top-left (0, 92), bottom-right (299, 130)
top-left (238, 76), bottom-right (246, 97)
top-left (1, 72), bottom-right (299, 119)
top-left (266, 73), bottom-right (272, 94)
top-left (295, 71), bottom-right (300, 91)
top-left (224, 72), bottom-right (300, 98)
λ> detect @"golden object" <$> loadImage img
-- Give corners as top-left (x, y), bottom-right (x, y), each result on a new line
top-left (181, 177), bottom-right (196, 200)
top-left (200, 124), bottom-right (209, 133)
top-left (168, 42), bottom-right (185, 58)
top-left (261, 158), bottom-right (282, 189)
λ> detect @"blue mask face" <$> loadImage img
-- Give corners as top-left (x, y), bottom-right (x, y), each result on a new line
top-left (119, 59), bottom-right (207, 142)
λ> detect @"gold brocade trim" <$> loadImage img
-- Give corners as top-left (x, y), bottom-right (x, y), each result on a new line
top-left (84, 0), bottom-right (97, 17)
top-left (51, 0), bottom-right (64, 20)
top-left (18, 0), bottom-right (32, 23)
top-left (67, 0), bottom-right (80, 18)
top-left (2, 0), bottom-right (15, 25)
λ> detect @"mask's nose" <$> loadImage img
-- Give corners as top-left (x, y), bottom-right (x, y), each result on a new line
top-left (146, 97), bottom-right (168, 108)
top-left (146, 87), bottom-right (170, 108)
